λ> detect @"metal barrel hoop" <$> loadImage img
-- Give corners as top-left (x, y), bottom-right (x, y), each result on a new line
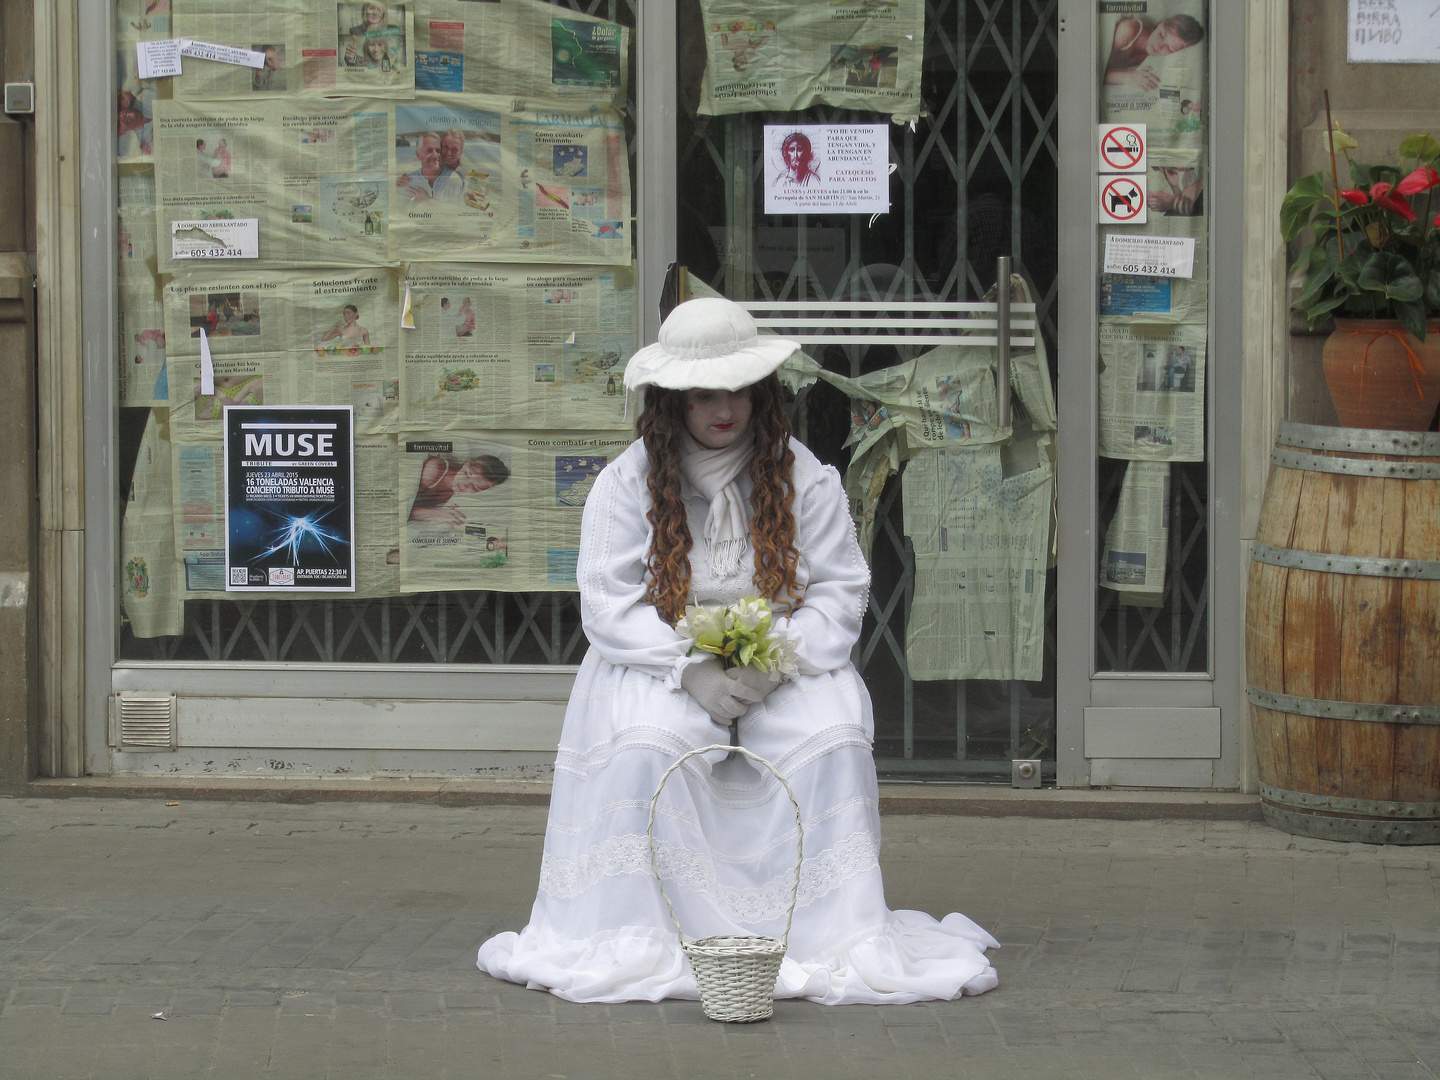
top-left (646, 744), bottom-right (805, 952)
top-left (1250, 541), bottom-right (1440, 581)
top-left (1276, 420), bottom-right (1440, 457)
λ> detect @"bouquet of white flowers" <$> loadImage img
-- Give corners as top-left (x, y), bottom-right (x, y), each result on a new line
top-left (675, 597), bottom-right (799, 678)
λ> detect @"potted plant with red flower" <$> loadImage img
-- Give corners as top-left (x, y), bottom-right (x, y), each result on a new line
top-left (1282, 123), bottom-right (1440, 429)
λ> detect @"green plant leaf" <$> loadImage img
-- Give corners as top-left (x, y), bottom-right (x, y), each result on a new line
top-left (1349, 160), bottom-right (1373, 187)
top-left (1336, 254), bottom-right (1365, 288)
top-left (1358, 251), bottom-right (1423, 302)
top-left (1288, 244), bottom-right (1314, 279)
top-left (1425, 268), bottom-right (1440, 310)
top-left (1372, 163), bottom-right (1402, 186)
top-left (1280, 172), bottom-right (1326, 241)
top-left (1394, 298), bottom-right (1429, 341)
top-left (1400, 133), bottom-right (1440, 162)
top-left (1298, 243), bottom-right (1338, 306)
top-left (1302, 291), bottom-right (1351, 327)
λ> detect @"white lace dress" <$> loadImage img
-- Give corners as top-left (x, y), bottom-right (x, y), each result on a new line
top-left (477, 438), bottom-right (998, 1004)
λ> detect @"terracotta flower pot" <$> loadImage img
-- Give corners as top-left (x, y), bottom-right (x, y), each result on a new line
top-left (1322, 319), bottom-right (1440, 430)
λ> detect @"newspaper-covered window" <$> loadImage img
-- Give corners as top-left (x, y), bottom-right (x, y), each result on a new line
top-left (1095, 0), bottom-right (1210, 673)
top-left (116, 0), bottom-right (639, 663)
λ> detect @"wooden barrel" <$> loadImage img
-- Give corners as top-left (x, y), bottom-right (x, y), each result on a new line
top-left (1247, 421), bottom-right (1440, 844)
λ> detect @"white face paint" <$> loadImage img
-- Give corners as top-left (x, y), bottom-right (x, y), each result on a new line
top-left (684, 386), bottom-right (753, 450)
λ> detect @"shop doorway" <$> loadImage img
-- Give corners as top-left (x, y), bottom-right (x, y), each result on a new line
top-left (672, 1), bottom-right (1059, 777)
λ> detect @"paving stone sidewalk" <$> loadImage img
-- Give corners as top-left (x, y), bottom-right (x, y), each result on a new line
top-left (0, 796), bottom-right (1436, 1079)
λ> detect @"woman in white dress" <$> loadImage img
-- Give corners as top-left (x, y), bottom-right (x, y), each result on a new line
top-left (478, 297), bottom-right (998, 1005)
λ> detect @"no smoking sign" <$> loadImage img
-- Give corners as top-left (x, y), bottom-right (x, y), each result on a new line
top-left (1098, 123), bottom-right (1146, 174)
top-left (1099, 176), bottom-right (1147, 225)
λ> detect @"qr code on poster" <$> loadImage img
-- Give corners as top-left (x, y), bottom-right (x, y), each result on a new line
top-left (230, 568), bottom-right (248, 586)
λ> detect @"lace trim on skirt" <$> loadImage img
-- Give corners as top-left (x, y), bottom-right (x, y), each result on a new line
top-left (537, 829), bottom-right (880, 924)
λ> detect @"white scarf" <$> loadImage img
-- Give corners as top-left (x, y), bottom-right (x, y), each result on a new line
top-left (679, 430), bottom-right (754, 579)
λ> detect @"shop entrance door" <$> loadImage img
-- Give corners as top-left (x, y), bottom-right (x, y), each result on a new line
top-left (665, 2), bottom-right (1062, 778)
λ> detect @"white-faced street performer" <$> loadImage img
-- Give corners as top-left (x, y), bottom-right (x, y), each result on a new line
top-left (478, 297), bottom-right (998, 1005)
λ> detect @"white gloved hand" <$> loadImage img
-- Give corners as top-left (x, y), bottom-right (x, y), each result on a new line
top-left (680, 656), bottom-right (765, 724)
top-left (726, 664), bottom-right (782, 699)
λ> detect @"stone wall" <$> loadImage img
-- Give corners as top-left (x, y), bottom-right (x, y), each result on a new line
top-left (0, 0), bottom-right (36, 791)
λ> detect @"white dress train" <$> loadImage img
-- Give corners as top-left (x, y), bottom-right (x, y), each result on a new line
top-left (477, 438), bottom-right (998, 1005)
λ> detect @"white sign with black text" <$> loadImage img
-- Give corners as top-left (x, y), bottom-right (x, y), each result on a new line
top-left (763, 124), bottom-right (890, 215)
top-left (1348, 0), bottom-right (1440, 63)
top-left (179, 39), bottom-right (267, 69)
top-left (171, 218), bottom-right (260, 260)
top-left (1103, 235), bottom-right (1197, 279)
top-left (136, 39), bottom-right (183, 80)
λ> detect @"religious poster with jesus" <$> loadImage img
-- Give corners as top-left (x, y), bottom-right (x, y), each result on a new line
top-left (762, 123), bottom-right (890, 215)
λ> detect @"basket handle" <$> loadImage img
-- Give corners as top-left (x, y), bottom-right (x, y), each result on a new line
top-left (646, 743), bottom-right (805, 952)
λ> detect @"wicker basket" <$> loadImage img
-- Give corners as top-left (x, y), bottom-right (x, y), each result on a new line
top-left (647, 744), bottom-right (804, 1023)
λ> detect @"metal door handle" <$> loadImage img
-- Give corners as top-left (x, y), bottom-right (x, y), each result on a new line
top-left (995, 255), bottom-right (1011, 429)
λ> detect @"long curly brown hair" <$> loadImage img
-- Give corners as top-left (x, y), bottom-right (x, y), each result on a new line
top-left (638, 374), bottom-right (801, 624)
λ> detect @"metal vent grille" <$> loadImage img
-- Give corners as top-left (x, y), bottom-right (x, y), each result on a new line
top-left (115, 693), bottom-right (177, 751)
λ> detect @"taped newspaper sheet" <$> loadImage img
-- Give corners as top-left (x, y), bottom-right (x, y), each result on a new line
top-left (163, 268), bottom-right (402, 443)
top-left (1099, 460), bottom-right (1170, 604)
top-left (399, 264), bottom-right (635, 431)
top-left (117, 167), bottom-right (169, 407)
top-left (1098, 321), bottom-right (1206, 462)
top-left (389, 96), bottom-right (630, 264)
top-left (151, 94), bottom-right (631, 269)
top-left (698, 0), bottom-right (925, 123)
top-left (171, 0), bottom-right (628, 105)
top-left (1099, 0), bottom-right (1206, 151)
top-left (172, 0), bottom-right (417, 98)
top-left (397, 430), bottom-right (633, 593)
top-left (412, 0), bottom-right (629, 107)
top-left (902, 427), bottom-right (1053, 682)
top-left (117, 0), bottom-right (171, 162)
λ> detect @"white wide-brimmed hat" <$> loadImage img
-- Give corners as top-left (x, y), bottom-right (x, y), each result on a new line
top-left (623, 297), bottom-right (801, 394)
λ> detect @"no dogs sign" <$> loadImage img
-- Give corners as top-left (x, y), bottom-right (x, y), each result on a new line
top-left (1099, 176), bottom-right (1147, 225)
